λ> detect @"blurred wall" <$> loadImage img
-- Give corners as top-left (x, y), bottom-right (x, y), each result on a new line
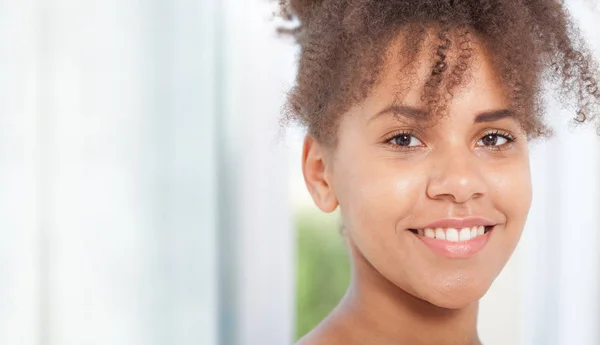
top-left (0, 0), bottom-right (294, 344)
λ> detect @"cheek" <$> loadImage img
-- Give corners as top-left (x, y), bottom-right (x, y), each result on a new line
top-left (488, 157), bottom-right (533, 225)
top-left (334, 158), bottom-right (427, 246)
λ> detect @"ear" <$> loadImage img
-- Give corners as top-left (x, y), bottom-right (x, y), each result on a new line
top-left (302, 135), bottom-right (339, 213)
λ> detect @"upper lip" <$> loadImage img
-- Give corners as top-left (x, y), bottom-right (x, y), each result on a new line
top-left (417, 217), bottom-right (497, 230)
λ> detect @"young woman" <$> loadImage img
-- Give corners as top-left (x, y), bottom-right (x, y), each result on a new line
top-left (278, 0), bottom-right (600, 344)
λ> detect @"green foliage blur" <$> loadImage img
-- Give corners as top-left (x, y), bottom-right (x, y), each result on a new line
top-left (295, 210), bottom-right (351, 341)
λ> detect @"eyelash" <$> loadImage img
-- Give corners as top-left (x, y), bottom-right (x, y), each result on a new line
top-left (480, 129), bottom-right (517, 151)
top-left (383, 129), bottom-right (517, 152)
top-left (382, 130), bottom-right (423, 152)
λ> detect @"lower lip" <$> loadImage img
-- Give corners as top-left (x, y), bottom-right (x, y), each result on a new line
top-left (413, 229), bottom-right (493, 259)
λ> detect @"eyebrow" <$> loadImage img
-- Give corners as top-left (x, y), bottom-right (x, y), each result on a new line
top-left (473, 109), bottom-right (514, 123)
top-left (369, 105), bottom-right (515, 124)
top-left (368, 105), bottom-right (427, 123)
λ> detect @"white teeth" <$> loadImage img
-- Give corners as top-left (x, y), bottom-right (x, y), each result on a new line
top-left (435, 228), bottom-right (445, 240)
top-left (446, 228), bottom-right (459, 242)
top-left (459, 228), bottom-right (471, 241)
top-left (425, 228), bottom-right (435, 238)
top-left (417, 225), bottom-right (492, 241)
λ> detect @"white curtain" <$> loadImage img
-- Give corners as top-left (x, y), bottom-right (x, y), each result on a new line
top-left (0, 0), bottom-right (293, 344)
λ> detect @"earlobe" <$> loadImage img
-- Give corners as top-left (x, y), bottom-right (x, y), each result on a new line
top-left (301, 135), bottom-right (339, 213)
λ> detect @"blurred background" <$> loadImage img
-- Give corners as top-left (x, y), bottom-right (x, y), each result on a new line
top-left (1, 0), bottom-right (599, 344)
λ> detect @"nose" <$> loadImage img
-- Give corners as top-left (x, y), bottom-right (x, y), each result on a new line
top-left (426, 149), bottom-right (488, 204)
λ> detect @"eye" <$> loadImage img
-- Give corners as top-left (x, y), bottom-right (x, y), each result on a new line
top-left (388, 133), bottom-right (423, 147)
top-left (479, 134), bottom-right (507, 146)
top-left (476, 130), bottom-right (516, 149)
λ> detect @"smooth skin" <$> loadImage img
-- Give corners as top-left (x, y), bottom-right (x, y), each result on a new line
top-left (298, 30), bottom-right (532, 345)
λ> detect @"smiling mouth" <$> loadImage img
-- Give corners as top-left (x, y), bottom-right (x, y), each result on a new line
top-left (409, 226), bottom-right (494, 242)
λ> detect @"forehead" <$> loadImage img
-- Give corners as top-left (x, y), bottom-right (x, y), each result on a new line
top-left (356, 28), bottom-right (510, 123)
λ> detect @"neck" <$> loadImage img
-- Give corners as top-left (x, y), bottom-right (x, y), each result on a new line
top-left (330, 243), bottom-right (481, 345)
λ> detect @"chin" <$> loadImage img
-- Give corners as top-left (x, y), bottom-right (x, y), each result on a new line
top-left (419, 279), bottom-right (492, 310)
top-left (425, 293), bottom-right (482, 310)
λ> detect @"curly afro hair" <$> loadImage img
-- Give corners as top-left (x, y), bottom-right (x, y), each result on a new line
top-left (277, 0), bottom-right (600, 145)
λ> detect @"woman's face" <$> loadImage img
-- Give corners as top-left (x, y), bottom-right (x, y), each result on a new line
top-left (304, 36), bottom-right (532, 309)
